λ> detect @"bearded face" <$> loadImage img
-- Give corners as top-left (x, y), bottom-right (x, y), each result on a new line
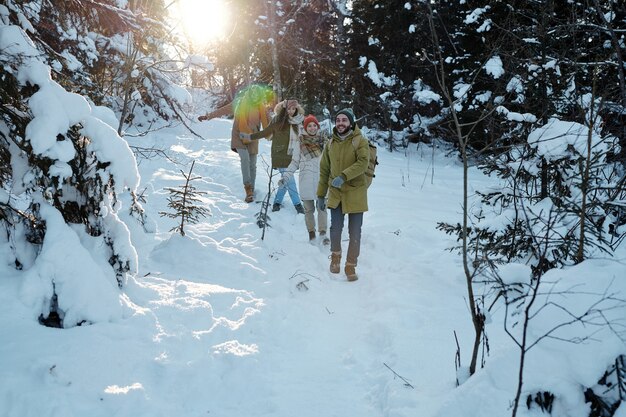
top-left (335, 114), bottom-right (351, 134)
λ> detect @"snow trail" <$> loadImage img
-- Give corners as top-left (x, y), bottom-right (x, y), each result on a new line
top-left (124, 120), bottom-right (481, 416)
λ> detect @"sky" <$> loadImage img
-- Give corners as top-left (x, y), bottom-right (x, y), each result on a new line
top-left (1, 112), bottom-right (625, 416)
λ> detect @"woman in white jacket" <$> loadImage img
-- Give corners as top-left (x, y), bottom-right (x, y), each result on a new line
top-left (278, 114), bottom-right (329, 244)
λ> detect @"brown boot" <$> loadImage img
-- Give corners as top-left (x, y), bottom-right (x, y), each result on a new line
top-left (308, 231), bottom-right (316, 241)
top-left (345, 262), bottom-right (358, 281)
top-left (330, 251), bottom-right (341, 274)
top-left (244, 184), bottom-right (254, 203)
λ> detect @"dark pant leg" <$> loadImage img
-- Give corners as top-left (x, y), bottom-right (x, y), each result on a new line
top-left (329, 205), bottom-right (344, 253)
top-left (346, 212), bottom-right (363, 265)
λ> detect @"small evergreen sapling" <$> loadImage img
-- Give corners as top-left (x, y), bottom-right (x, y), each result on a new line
top-left (159, 160), bottom-right (209, 236)
top-left (256, 159), bottom-right (275, 239)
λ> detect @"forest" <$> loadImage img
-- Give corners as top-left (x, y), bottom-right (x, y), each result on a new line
top-left (1, 1), bottom-right (626, 417)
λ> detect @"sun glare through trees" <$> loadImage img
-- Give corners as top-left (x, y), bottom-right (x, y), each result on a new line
top-left (176, 0), bottom-right (231, 46)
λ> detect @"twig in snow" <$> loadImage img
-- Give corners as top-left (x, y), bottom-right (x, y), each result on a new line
top-left (383, 363), bottom-right (415, 389)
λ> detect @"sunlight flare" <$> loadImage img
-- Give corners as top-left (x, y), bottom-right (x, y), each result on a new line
top-left (177, 0), bottom-right (230, 45)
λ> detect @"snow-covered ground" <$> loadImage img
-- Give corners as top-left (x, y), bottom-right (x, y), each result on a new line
top-left (1, 119), bottom-right (624, 417)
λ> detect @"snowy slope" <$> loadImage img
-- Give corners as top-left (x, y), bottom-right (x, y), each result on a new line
top-left (1, 118), bottom-right (624, 417)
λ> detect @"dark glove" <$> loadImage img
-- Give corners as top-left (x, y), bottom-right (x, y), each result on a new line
top-left (198, 115), bottom-right (207, 122)
top-left (277, 178), bottom-right (287, 188)
top-left (331, 175), bottom-right (345, 188)
top-left (317, 196), bottom-right (326, 211)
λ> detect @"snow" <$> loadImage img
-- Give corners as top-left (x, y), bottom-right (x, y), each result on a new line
top-left (2, 115), bottom-right (624, 416)
top-left (80, 115), bottom-right (140, 189)
top-left (0, 5), bottom-right (9, 23)
top-left (497, 105), bottom-right (538, 123)
top-left (476, 19), bottom-right (492, 32)
top-left (484, 56), bottom-right (504, 79)
top-left (496, 263), bottom-right (531, 286)
top-left (0, 25), bottom-right (48, 85)
top-left (528, 118), bottom-right (605, 160)
top-left (413, 80), bottom-right (442, 105)
top-left (166, 82), bottom-right (193, 106)
top-left (368, 36), bottom-right (380, 46)
top-left (474, 91), bottom-right (492, 103)
top-left (414, 89), bottom-right (441, 105)
top-left (185, 54), bottom-right (214, 71)
top-left (506, 75), bottom-right (524, 94)
top-left (19, 199), bottom-right (125, 327)
top-left (453, 83), bottom-right (471, 101)
top-left (26, 83), bottom-right (90, 157)
top-left (465, 7), bottom-right (490, 25)
top-left (91, 105), bottom-right (121, 130)
top-left (366, 60), bottom-right (396, 87)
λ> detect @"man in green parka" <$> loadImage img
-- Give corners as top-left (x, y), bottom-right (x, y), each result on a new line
top-left (316, 108), bottom-right (369, 281)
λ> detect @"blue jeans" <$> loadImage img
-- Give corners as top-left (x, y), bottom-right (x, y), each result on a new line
top-left (330, 204), bottom-right (363, 265)
top-left (274, 168), bottom-right (301, 206)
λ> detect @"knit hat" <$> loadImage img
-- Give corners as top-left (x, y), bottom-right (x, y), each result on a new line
top-left (336, 108), bottom-right (355, 128)
top-left (285, 99), bottom-right (299, 110)
top-left (303, 114), bottom-right (320, 129)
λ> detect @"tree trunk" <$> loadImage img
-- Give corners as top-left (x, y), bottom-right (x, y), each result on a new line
top-left (427, 3), bottom-right (484, 376)
top-left (268, 1), bottom-right (283, 98)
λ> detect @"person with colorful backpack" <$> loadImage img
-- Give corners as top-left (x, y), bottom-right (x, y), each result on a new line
top-left (278, 114), bottom-right (330, 244)
top-left (316, 108), bottom-right (369, 281)
top-left (198, 85), bottom-right (272, 203)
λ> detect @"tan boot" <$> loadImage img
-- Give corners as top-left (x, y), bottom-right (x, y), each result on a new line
top-left (330, 251), bottom-right (341, 274)
top-left (345, 262), bottom-right (358, 281)
top-left (244, 184), bottom-right (254, 203)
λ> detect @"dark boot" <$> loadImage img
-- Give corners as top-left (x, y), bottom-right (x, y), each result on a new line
top-left (308, 231), bottom-right (316, 241)
top-left (345, 263), bottom-right (358, 282)
top-left (294, 203), bottom-right (305, 214)
top-left (330, 251), bottom-right (341, 274)
top-left (319, 231), bottom-right (330, 246)
top-left (272, 203), bottom-right (281, 212)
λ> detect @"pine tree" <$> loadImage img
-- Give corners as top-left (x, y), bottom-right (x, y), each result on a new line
top-left (159, 161), bottom-right (210, 236)
top-left (0, 2), bottom-right (149, 327)
top-left (27, 0), bottom-right (204, 134)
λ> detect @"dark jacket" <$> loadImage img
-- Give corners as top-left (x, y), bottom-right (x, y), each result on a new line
top-left (250, 102), bottom-right (305, 168)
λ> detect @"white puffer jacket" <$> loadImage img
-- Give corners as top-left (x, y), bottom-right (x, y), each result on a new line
top-left (282, 138), bottom-right (322, 200)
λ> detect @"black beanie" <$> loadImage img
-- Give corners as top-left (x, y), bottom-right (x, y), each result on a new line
top-left (336, 108), bottom-right (356, 128)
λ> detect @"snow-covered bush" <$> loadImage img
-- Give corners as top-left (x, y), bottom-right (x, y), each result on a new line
top-left (1, 18), bottom-right (139, 327)
top-left (464, 117), bottom-right (623, 272)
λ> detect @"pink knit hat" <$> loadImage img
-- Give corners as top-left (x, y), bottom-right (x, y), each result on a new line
top-left (303, 114), bottom-right (320, 129)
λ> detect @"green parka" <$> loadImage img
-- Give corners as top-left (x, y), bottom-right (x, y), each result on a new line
top-left (250, 102), bottom-right (305, 169)
top-left (317, 126), bottom-right (369, 213)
